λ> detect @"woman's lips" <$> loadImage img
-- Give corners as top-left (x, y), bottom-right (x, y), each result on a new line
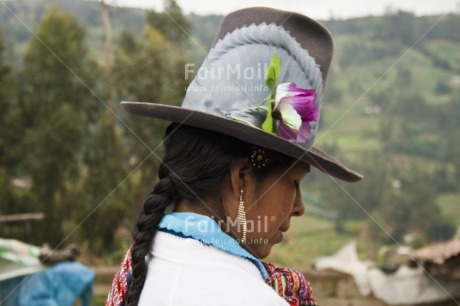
top-left (276, 230), bottom-right (284, 242)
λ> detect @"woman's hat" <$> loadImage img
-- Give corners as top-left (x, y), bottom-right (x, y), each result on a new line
top-left (122, 7), bottom-right (363, 182)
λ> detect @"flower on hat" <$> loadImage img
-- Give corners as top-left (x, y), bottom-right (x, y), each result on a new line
top-left (274, 83), bottom-right (318, 142)
top-left (261, 49), bottom-right (318, 143)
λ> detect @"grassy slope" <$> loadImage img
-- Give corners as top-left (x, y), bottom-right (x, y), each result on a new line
top-left (438, 193), bottom-right (460, 225)
top-left (266, 215), bottom-right (352, 269)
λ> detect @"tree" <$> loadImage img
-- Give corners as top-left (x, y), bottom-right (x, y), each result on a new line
top-left (146, 0), bottom-right (191, 48)
top-left (450, 130), bottom-right (460, 185)
top-left (113, 26), bottom-right (173, 203)
top-left (0, 29), bottom-right (21, 174)
top-left (321, 151), bottom-right (390, 227)
top-left (113, 2), bottom-right (191, 203)
top-left (375, 10), bottom-right (418, 45)
top-left (370, 162), bottom-right (455, 243)
top-left (146, 0), bottom-right (191, 104)
top-left (20, 6), bottom-right (100, 245)
top-left (435, 78), bottom-right (452, 95)
top-left (73, 113), bottom-right (131, 254)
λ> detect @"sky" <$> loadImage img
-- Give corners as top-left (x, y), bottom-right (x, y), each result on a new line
top-left (112, 0), bottom-right (459, 19)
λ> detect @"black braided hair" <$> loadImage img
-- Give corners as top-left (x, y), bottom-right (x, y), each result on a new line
top-left (126, 123), bottom-right (293, 305)
top-left (126, 163), bottom-right (174, 305)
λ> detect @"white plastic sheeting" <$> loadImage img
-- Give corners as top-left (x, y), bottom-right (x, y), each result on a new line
top-left (0, 238), bottom-right (43, 281)
top-left (314, 241), bottom-right (460, 305)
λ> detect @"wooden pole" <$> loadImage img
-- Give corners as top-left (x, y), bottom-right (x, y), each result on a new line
top-left (101, 0), bottom-right (114, 123)
top-left (0, 213), bottom-right (45, 223)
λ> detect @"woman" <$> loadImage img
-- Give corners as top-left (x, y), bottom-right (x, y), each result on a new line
top-left (107, 7), bottom-right (362, 306)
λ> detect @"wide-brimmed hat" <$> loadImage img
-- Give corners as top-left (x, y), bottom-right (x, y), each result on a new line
top-left (122, 7), bottom-right (363, 182)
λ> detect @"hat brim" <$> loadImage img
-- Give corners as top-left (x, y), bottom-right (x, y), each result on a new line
top-left (121, 101), bottom-right (363, 182)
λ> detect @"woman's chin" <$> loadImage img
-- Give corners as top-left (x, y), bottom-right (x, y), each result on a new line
top-left (254, 247), bottom-right (272, 259)
top-left (247, 238), bottom-right (279, 259)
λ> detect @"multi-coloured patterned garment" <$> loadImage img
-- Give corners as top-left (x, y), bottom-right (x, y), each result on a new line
top-left (263, 262), bottom-right (317, 306)
top-left (106, 213), bottom-right (317, 306)
top-left (106, 250), bottom-right (131, 306)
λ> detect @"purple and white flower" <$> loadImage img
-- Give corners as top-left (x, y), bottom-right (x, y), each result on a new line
top-left (273, 83), bottom-right (318, 142)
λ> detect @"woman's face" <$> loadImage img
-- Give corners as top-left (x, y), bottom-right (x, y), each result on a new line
top-left (241, 162), bottom-right (310, 258)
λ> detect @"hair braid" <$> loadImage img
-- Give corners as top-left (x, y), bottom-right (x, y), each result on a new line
top-left (126, 163), bottom-right (176, 306)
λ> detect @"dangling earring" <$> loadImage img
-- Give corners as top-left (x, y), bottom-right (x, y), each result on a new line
top-left (238, 189), bottom-right (247, 244)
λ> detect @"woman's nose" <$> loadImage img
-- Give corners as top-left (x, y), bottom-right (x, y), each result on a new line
top-left (292, 192), bottom-right (305, 217)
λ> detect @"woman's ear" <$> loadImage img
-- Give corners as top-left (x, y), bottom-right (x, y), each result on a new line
top-left (229, 158), bottom-right (252, 200)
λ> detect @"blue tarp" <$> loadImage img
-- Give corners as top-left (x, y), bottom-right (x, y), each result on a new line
top-left (0, 261), bottom-right (94, 306)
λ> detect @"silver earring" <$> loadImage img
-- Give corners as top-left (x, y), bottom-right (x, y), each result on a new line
top-left (238, 189), bottom-right (247, 243)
